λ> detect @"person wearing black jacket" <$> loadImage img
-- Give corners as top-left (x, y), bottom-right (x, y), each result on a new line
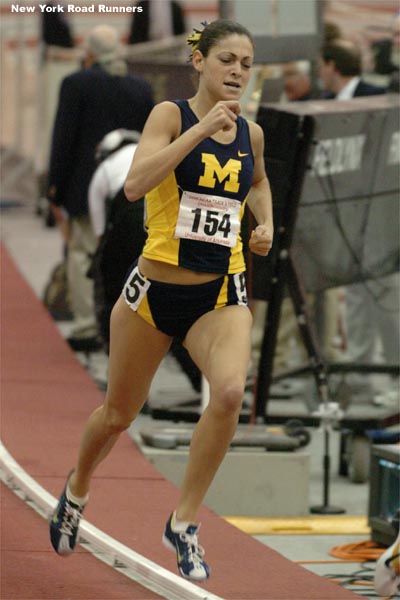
top-left (41, 1), bottom-right (73, 49)
top-left (128, 0), bottom-right (185, 44)
top-left (318, 39), bottom-right (386, 99)
top-left (47, 25), bottom-right (154, 351)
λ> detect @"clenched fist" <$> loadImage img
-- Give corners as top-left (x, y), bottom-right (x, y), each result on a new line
top-left (249, 224), bottom-right (273, 256)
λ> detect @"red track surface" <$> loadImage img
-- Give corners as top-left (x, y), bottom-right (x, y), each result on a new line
top-left (1, 484), bottom-right (163, 600)
top-left (1, 245), bottom-right (362, 599)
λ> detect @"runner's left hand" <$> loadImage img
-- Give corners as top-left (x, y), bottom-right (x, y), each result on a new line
top-left (249, 224), bottom-right (273, 256)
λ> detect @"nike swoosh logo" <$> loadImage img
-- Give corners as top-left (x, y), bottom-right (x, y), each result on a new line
top-left (238, 151), bottom-right (248, 157)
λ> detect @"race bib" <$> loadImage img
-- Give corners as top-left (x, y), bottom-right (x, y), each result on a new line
top-left (123, 265), bottom-right (151, 311)
top-left (174, 190), bottom-right (241, 248)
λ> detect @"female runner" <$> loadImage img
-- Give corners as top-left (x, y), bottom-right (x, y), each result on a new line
top-left (50, 19), bottom-right (273, 583)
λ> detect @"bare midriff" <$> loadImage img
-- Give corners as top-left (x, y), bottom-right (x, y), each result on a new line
top-left (138, 256), bottom-right (222, 285)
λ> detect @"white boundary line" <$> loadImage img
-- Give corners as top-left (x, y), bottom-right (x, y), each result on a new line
top-left (0, 442), bottom-right (224, 600)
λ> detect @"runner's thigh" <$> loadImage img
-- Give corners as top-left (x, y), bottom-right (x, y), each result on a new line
top-left (184, 305), bottom-right (253, 389)
top-left (105, 295), bottom-right (171, 420)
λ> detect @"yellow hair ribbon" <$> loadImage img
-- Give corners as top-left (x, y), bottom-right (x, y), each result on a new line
top-left (186, 21), bottom-right (208, 57)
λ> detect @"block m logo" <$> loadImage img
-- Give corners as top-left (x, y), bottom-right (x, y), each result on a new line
top-left (198, 153), bottom-right (242, 193)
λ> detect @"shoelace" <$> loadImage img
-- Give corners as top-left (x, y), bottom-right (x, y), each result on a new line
top-left (179, 532), bottom-right (205, 565)
top-left (60, 503), bottom-right (83, 536)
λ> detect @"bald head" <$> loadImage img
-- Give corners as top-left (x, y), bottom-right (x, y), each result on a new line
top-left (86, 25), bottom-right (119, 62)
top-left (282, 61), bottom-right (311, 101)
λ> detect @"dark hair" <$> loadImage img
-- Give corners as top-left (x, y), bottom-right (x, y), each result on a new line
top-left (323, 21), bottom-right (342, 44)
top-left (195, 19), bottom-right (254, 57)
top-left (321, 41), bottom-right (361, 76)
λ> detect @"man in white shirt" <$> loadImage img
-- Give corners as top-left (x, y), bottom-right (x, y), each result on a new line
top-left (318, 39), bottom-right (386, 99)
top-left (89, 130), bottom-right (141, 239)
top-left (89, 130), bottom-right (202, 393)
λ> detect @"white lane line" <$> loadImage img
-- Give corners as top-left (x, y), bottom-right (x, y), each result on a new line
top-left (0, 442), bottom-right (224, 600)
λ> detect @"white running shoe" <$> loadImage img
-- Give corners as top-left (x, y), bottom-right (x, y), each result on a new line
top-left (374, 530), bottom-right (400, 597)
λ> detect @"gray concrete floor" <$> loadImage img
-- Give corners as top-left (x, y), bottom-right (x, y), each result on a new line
top-left (2, 198), bottom-right (399, 599)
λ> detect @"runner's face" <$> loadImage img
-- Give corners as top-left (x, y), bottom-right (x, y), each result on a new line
top-left (198, 34), bottom-right (254, 100)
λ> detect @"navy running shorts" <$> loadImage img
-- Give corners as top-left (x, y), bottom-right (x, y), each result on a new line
top-left (122, 262), bottom-right (248, 340)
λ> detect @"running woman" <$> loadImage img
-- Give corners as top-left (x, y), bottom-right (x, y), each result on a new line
top-left (50, 19), bottom-right (273, 582)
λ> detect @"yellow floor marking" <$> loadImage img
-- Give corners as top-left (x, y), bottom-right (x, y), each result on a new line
top-left (223, 515), bottom-right (370, 536)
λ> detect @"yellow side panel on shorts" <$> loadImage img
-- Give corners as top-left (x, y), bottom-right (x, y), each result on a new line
top-left (136, 292), bottom-right (156, 329)
top-left (142, 172), bottom-right (180, 266)
top-left (215, 275), bottom-right (229, 309)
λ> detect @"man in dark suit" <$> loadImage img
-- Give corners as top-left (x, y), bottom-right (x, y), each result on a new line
top-left (47, 25), bottom-right (154, 351)
top-left (318, 39), bottom-right (386, 99)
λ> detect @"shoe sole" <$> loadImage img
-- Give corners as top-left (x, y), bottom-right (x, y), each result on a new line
top-left (162, 533), bottom-right (175, 553)
top-left (162, 534), bottom-right (209, 582)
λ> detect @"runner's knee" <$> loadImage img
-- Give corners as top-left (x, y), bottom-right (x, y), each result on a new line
top-left (211, 380), bottom-right (244, 415)
top-left (103, 405), bottom-right (135, 434)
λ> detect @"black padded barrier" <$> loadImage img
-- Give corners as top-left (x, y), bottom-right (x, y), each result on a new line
top-left (252, 94), bottom-right (400, 422)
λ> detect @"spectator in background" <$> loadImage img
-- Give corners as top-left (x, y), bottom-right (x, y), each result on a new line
top-left (318, 39), bottom-right (398, 405)
top-left (88, 129), bottom-right (145, 349)
top-left (372, 12), bottom-right (400, 93)
top-left (319, 38), bottom-right (386, 98)
top-left (251, 61), bottom-right (314, 380)
top-left (41, 1), bottom-right (73, 52)
top-left (38, 1), bottom-right (75, 224)
top-left (128, 0), bottom-right (186, 44)
top-left (88, 128), bottom-right (202, 390)
top-left (282, 61), bottom-right (313, 101)
top-left (372, 12), bottom-right (400, 76)
top-left (280, 61), bottom-right (342, 369)
top-left (251, 59), bottom-right (343, 382)
top-left (47, 25), bottom-right (154, 352)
